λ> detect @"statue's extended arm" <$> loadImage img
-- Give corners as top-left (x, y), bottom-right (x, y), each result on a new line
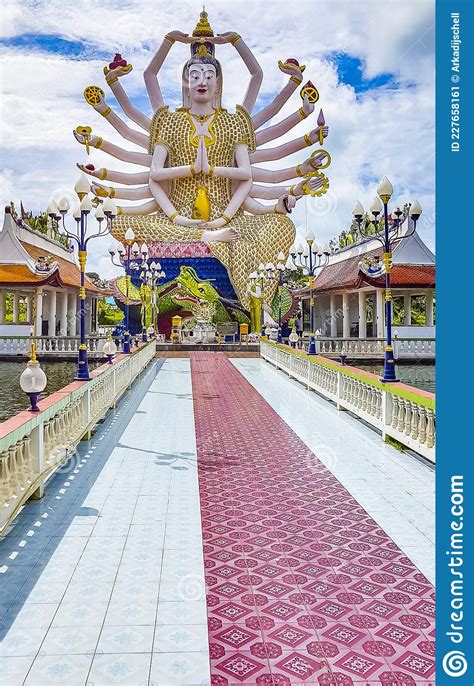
top-left (251, 126), bottom-right (328, 163)
top-left (228, 34), bottom-right (263, 114)
top-left (149, 142), bottom-right (198, 182)
top-left (256, 95), bottom-right (314, 146)
top-left (144, 31), bottom-right (192, 111)
top-left (251, 151), bottom-right (326, 183)
top-left (91, 97), bottom-right (149, 149)
top-left (148, 144), bottom-right (203, 228)
top-left (243, 195), bottom-right (296, 215)
top-left (252, 61), bottom-right (304, 130)
top-left (119, 200), bottom-right (161, 215)
top-left (73, 131), bottom-right (151, 166)
top-left (91, 182), bottom-right (152, 201)
top-left (250, 176), bottom-right (325, 199)
top-left (77, 164), bottom-right (149, 185)
top-left (105, 67), bottom-right (151, 132)
top-left (201, 140), bottom-right (251, 180)
top-left (197, 145), bottom-right (253, 229)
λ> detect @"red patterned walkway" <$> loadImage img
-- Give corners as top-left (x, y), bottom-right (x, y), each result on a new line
top-left (191, 354), bottom-right (435, 686)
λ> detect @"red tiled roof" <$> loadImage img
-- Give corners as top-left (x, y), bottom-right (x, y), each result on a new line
top-left (19, 242), bottom-right (104, 293)
top-left (296, 247), bottom-right (435, 295)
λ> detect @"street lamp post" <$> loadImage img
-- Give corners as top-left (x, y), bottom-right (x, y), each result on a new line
top-left (352, 177), bottom-right (422, 382)
top-left (263, 252), bottom-right (287, 344)
top-left (289, 234), bottom-right (329, 355)
top-left (47, 175), bottom-right (115, 380)
top-left (138, 258), bottom-right (166, 340)
top-left (109, 228), bottom-right (137, 354)
top-left (249, 263), bottom-right (274, 336)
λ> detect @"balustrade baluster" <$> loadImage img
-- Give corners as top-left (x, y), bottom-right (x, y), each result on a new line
top-left (418, 407), bottom-right (427, 444)
top-left (396, 397), bottom-right (405, 432)
top-left (426, 410), bottom-right (435, 448)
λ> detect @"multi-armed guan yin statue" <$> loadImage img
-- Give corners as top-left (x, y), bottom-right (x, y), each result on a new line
top-left (74, 11), bottom-right (331, 332)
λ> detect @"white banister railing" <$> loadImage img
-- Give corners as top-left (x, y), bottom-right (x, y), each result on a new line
top-left (0, 341), bottom-right (156, 531)
top-left (0, 335), bottom-right (109, 356)
top-left (261, 341), bottom-right (435, 463)
top-left (310, 337), bottom-right (435, 359)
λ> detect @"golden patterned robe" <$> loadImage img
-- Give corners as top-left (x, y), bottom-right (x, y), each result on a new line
top-left (111, 105), bottom-right (295, 307)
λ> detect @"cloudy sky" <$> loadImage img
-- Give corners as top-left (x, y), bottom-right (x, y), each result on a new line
top-left (0, 0), bottom-right (435, 277)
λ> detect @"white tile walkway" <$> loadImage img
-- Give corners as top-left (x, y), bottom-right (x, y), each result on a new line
top-left (0, 359), bottom-right (210, 686)
top-left (232, 357), bottom-right (435, 583)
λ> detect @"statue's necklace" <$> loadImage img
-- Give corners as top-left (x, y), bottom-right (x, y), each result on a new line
top-left (187, 110), bottom-right (218, 148)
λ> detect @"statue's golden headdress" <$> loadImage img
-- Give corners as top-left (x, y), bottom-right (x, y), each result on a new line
top-left (191, 10), bottom-right (215, 58)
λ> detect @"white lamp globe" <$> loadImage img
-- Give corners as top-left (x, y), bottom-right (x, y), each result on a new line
top-left (277, 251), bottom-right (285, 262)
top-left (377, 176), bottom-right (393, 199)
top-left (80, 196), bottom-right (93, 213)
top-left (103, 339), bottom-right (117, 356)
top-left (410, 199), bottom-right (422, 220)
top-left (95, 205), bottom-right (105, 220)
top-left (47, 201), bottom-right (59, 218)
top-left (125, 228), bottom-right (135, 242)
top-left (20, 361), bottom-right (47, 394)
top-left (74, 174), bottom-right (91, 196)
top-left (352, 200), bottom-right (364, 218)
top-left (58, 197), bottom-right (70, 214)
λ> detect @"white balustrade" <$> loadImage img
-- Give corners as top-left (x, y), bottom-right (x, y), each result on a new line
top-left (0, 341), bottom-right (156, 531)
top-left (261, 340), bottom-right (435, 463)
top-left (0, 336), bottom-right (108, 357)
top-left (314, 337), bottom-right (433, 359)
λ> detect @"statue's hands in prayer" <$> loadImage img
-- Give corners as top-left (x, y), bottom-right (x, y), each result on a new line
top-left (200, 137), bottom-right (211, 176)
top-left (276, 194), bottom-right (296, 214)
top-left (213, 32), bottom-right (240, 45)
top-left (192, 136), bottom-right (204, 175)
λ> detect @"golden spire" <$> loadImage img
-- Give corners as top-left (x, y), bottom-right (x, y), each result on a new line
top-left (192, 9), bottom-right (214, 37)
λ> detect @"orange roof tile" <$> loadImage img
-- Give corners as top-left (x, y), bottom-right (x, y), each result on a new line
top-left (19, 242), bottom-right (104, 293)
top-left (0, 264), bottom-right (46, 285)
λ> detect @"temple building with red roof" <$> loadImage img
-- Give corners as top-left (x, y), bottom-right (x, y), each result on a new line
top-left (0, 207), bottom-right (104, 337)
top-left (297, 216), bottom-right (435, 340)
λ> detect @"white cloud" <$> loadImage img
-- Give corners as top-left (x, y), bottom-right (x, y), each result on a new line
top-left (1, 0), bottom-right (435, 276)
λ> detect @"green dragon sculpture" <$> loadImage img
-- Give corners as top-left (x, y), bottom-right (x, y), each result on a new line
top-left (111, 266), bottom-right (295, 331)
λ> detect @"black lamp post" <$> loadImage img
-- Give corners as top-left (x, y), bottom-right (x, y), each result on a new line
top-left (352, 177), bottom-right (422, 382)
top-left (47, 175), bottom-right (114, 380)
top-left (289, 233), bottom-right (329, 355)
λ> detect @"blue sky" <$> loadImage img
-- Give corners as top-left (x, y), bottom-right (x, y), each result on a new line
top-left (0, 0), bottom-right (435, 276)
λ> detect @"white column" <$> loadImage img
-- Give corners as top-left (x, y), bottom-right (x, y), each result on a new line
top-left (67, 292), bottom-right (77, 335)
top-left (376, 288), bottom-right (385, 338)
top-left (342, 292), bottom-right (350, 338)
top-left (48, 290), bottom-right (57, 336)
top-left (12, 292), bottom-right (20, 323)
top-left (358, 291), bottom-right (367, 338)
top-left (0, 290), bottom-right (5, 324)
top-left (35, 289), bottom-right (44, 336)
top-left (425, 290), bottom-right (434, 326)
top-left (26, 294), bottom-right (32, 323)
top-left (330, 294), bottom-right (337, 337)
top-left (403, 293), bottom-right (411, 325)
top-left (59, 292), bottom-right (68, 336)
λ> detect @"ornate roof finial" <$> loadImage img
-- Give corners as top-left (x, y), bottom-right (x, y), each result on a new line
top-left (193, 8), bottom-right (214, 37)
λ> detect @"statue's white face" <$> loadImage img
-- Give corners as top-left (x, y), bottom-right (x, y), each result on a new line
top-left (188, 63), bottom-right (218, 105)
